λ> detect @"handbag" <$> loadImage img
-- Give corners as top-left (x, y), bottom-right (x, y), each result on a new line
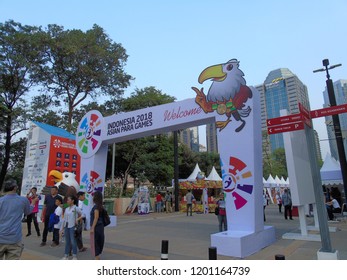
top-left (103, 208), bottom-right (111, 227)
top-left (214, 206), bottom-right (219, 216)
top-left (74, 226), bottom-right (78, 238)
top-left (73, 206), bottom-right (78, 237)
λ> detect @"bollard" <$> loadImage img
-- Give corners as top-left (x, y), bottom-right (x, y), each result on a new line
top-left (209, 247), bottom-right (217, 260)
top-left (275, 254), bottom-right (285, 260)
top-left (161, 240), bottom-right (169, 260)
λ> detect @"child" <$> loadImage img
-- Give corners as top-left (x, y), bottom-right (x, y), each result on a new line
top-left (51, 196), bottom-right (63, 247)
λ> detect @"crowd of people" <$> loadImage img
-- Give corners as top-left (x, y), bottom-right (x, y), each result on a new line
top-left (0, 179), bottom-right (107, 260)
top-left (1, 178), bottom-right (345, 260)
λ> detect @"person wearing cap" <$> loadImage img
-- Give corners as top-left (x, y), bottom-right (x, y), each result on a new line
top-left (0, 179), bottom-right (39, 259)
top-left (76, 191), bottom-right (87, 252)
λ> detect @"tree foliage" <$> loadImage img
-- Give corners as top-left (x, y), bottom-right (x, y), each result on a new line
top-left (263, 148), bottom-right (288, 179)
top-left (36, 24), bottom-right (132, 132)
top-left (106, 87), bottom-right (176, 194)
top-left (0, 20), bottom-right (45, 190)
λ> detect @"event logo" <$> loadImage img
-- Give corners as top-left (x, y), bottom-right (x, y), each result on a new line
top-left (53, 139), bottom-right (61, 148)
top-left (192, 59), bottom-right (252, 132)
top-left (221, 156), bottom-right (253, 210)
top-left (76, 110), bottom-right (104, 158)
top-left (80, 170), bottom-right (104, 194)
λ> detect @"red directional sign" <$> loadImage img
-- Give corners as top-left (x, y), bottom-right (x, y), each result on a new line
top-left (267, 121), bottom-right (305, 135)
top-left (266, 113), bottom-right (302, 127)
top-left (298, 103), bottom-right (312, 128)
top-left (310, 103), bottom-right (347, 119)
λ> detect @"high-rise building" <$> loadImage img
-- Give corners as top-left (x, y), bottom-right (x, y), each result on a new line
top-left (323, 79), bottom-right (347, 161)
top-left (206, 123), bottom-right (218, 153)
top-left (179, 126), bottom-right (200, 152)
top-left (257, 68), bottom-right (311, 152)
top-left (313, 130), bottom-right (322, 162)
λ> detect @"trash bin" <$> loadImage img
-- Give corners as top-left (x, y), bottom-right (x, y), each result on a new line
top-left (103, 199), bottom-right (114, 215)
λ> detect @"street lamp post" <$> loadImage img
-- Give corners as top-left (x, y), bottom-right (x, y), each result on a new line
top-left (313, 59), bottom-right (347, 204)
top-left (173, 130), bottom-right (179, 212)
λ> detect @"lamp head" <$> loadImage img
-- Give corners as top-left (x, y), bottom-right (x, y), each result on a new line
top-left (323, 59), bottom-right (329, 67)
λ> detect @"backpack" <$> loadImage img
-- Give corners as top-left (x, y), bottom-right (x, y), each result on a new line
top-left (102, 208), bottom-right (111, 227)
top-left (214, 206), bottom-right (219, 216)
top-left (48, 213), bottom-right (60, 232)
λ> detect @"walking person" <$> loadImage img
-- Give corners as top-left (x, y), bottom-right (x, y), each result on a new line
top-left (275, 191), bottom-right (282, 213)
top-left (263, 190), bottom-right (267, 222)
top-left (90, 191), bottom-right (106, 260)
top-left (281, 189), bottom-right (293, 220)
top-left (40, 186), bottom-right (62, 247)
top-left (0, 179), bottom-right (38, 260)
top-left (60, 195), bottom-right (82, 260)
top-left (164, 191), bottom-right (172, 213)
top-left (76, 191), bottom-right (87, 252)
top-left (26, 187), bottom-right (41, 237)
top-left (216, 193), bottom-right (227, 232)
top-left (185, 189), bottom-right (195, 216)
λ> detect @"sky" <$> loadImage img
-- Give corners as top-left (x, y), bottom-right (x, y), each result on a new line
top-left (1, 0), bottom-right (347, 157)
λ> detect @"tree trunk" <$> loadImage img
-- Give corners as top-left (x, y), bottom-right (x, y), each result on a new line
top-left (0, 114), bottom-right (13, 191)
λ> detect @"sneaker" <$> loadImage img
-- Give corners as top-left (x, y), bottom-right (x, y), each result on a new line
top-left (79, 247), bottom-right (87, 252)
top-left (61, 255), bottom-right (69, 260)
top-left (50, 242), bottom-right (58, 248)
top-left (40, 242), bottom-right (46, 247)
top-left (26, 233), bottom-right (31, 237)
top-left (72, 255), bottom-right (78, 260)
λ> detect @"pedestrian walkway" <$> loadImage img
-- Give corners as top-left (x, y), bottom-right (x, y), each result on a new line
top-left (20, 204), bottom-right (347, 260)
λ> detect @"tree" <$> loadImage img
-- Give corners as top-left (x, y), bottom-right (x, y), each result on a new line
top-left (37, 24), bottom-right (132, 132)
top-left (0, 20), bottom-right (45, 190)
top-left (6, 137), bottom-right (27, 190)
top-left (109, 87), bottom-right (176, 194)
top-left (263, 148), bottom-right (288, 179)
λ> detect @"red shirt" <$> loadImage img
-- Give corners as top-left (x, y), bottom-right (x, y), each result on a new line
top-left (156, 194), bottom-right (162, 203)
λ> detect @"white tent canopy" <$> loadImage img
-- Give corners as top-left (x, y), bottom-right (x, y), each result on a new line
top-left (264, 174), bottom-right (290, 188)
top-left (280, 176), bottom-right (287, 187)
top-left (320, 153), bottom-right (343, 185)
top-left (186, 163), bottom-right (202, 181)
top-left (274, 175), bottom-right (282, 187)
top-left (205, 166), bottom-right (222, 181)
top-left (265, 174), bottom-right (276, 187)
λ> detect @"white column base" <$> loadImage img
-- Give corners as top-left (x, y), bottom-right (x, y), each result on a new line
top-left (317, 249), bottom-right (339, 260)
top-left (210, 226), bottom-right (275, 258)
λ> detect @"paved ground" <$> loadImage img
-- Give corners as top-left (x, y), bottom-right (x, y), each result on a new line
top-left (20, 204), bottom-right (347, 260)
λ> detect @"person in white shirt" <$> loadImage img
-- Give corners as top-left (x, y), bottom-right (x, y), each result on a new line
top-left (60, 195), bottom-right (82, 260)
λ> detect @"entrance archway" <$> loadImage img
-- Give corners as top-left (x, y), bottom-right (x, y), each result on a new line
top-left (76, 59), bottom-right (275, 257)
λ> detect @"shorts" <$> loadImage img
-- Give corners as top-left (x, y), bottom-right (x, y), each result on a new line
top-left (0, 241), bottom-right (24, 260)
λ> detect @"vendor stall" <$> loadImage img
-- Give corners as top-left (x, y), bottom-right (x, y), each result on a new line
top-left (179, 164), bottom-right (222, 213)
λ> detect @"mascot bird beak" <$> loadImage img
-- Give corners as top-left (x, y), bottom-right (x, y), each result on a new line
top-left (48, 170), bottom-right (63, 184)
top-left (198, 64), bottom-right (226, 84)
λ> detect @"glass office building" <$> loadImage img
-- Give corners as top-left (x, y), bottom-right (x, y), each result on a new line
top-left (257, 68), bottom-right (311, 153)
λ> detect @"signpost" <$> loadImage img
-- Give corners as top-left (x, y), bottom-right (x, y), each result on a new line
top-left (310, 103), bottom-right (347, 119)
top-left (267, 121), bottom-right (304, 135)
top-left (266, 102), bottom-right (347, 259)
top-left (267, 102), bottom-right (347, 135)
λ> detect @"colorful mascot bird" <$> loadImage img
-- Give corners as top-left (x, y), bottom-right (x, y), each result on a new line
top-left (192, 59), bottom-right (252, 132)
top-left (42, 170), bottom-right (80, 202)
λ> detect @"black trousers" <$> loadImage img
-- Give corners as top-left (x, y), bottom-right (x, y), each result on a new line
top-left (75, 221), bottom-right (84, 250)
top-left (284, 205), bottom-right (292, 219)
top-left (26, 213), bottom-right (40, 236)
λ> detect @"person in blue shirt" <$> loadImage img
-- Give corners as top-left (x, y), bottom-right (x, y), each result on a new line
top-left (0, 179), bottom-right (38, 260)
